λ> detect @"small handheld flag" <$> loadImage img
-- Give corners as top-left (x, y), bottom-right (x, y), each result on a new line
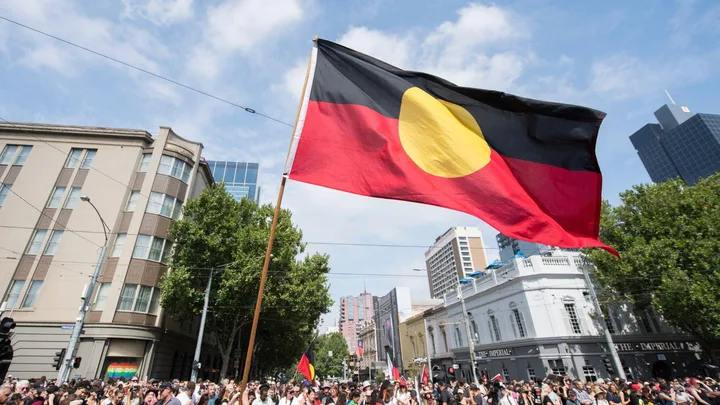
top-left (297, 345), bottom-right (315, 382)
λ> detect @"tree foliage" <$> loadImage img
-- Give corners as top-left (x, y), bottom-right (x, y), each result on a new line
top-left (587, 175), bottom-right (720, 359)
top-left (160, 184), bottom-right (333, 377)
top-left (314, 332), bottom-right (350, 379)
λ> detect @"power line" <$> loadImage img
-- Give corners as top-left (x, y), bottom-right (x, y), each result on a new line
top-left (3, 187), bottom-right (102, 248)
top-left (0, 16), bottom-right (293, 128)
top-left (0, 223), bottom-right (509, 251)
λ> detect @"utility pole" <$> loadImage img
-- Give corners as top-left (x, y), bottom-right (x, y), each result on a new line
top-left (191, 268), bottom-right (213, 382)
top-left (579, 260), bottom-right (626, 380)
top-left (457, 284), bottom-right (479, 385)
top-left (422, 317), bottom-right (433, 384)
top-left (58, 196), bottom-right (108, 383)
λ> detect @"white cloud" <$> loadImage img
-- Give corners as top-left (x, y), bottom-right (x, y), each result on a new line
top-left (589, 53), bottom-right (712, 100)
top-left (338, 26), bottom-right (412, 68)
top-left (122, 0), bottom-right (194, 26)
top-left (187, 0), bottom-right (305, 79)
top-left (5, 0), bottom-right (166, 75)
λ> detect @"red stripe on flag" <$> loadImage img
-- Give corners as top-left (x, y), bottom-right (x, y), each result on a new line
top-left (290, 101), bottom-right (615, 254)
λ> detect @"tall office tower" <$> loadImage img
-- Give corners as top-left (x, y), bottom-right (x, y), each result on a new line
top-left (207, 161), bottom-right (260, 203)
top-left (424, 227), bottom-right (488, 299)
top-left (338, 292), bottom-right (377, 355)
top-left (630, 104), bottom-right (720, 185)
top-left (0, 123), bottom-right (214, 379)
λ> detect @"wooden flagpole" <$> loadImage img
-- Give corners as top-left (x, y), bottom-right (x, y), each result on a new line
top-left (240, 37), bottom-right (317, 391)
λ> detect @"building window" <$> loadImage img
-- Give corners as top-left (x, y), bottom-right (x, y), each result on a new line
top-left (602, 305), bottom-right (616, 334)
top-left (64, 187), bottom-right (82, 209)
top-left (138, 153), bottom-right (152, 172)
top-left (27, 230), bottom-right (47, 254)
top-left (582, 366), bottom-right (598, 382)
top-left (118, 284), bottom-right (137, 311)
top-left (21, 280), bottom-right (43, 308)
top-left (470, 319), bottom-right (479, 342)
top-left (125, 191), bottom-right (140, 212)
top-left (48, 186), bottom-right (66, 208)
top-left (44, 231), bottom-right (64, 255)
top-left (564, 303), bottom-right (582, 334)
top-left (441, 329), bottom-right (449, 352)
top-left (110, 234), bottom-right (127, 258)
top-left (13, 146), bottom-right (32, 166)
top-left (146, 192), bottom-right (183, 219)
top-left (93, 283), bottom-right (111, 310)
top-left (502, 368), bottom-right (510, 381)
top-left (65, 149), bottom-right (83, 168)
top-left (429, 330), bottom-right (436, 355)
top-left (549, 359), bottom-right (566, 375)
top-left (81, 150), bottom-right (96, 169)
top-left (0, 184), bottom-right (11, 206)
top-left (5, 280), bottom-right (25, 309)
top-left (454, 327), bottom-right (463, 347)
top-left (134, 285), bottom-right (153, 312)
top-left (117, 284), bottom-right (160, 314)
top-left (0, 145), bottom-right (18, 164)
top-left (512, 308), bottom-right (527, 338)
top-left (158, 155), bottom-right (192, 183)
top-left (634, 310), bottom-right (653, 333)
top-left (132, 234), bottom-right (172, 263)
top-left (489, 314), bottom-right (502, 342)
top-left (527, 368), bottom-right (536, 381)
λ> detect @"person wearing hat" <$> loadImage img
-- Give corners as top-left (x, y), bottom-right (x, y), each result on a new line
top-left (159, 383), bottom-right (182, 405)
top-left (396, 381), bottom-right (410, 405)
top-left (320, 385), bottom-right (332, 405)
top-left (469, 385), bottom-right (485, 405)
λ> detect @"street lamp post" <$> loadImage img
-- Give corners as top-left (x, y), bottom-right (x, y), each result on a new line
top-left (457, 282), bottom-right (479, 385)
top-left (57, 196), bottom-right (110, 383)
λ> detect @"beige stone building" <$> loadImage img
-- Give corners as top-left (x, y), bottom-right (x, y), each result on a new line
top-left (399, 311), bottom-right (429, 379)
top-left (357, 320), bottom-right (376, 377)
top-left (0, 122), bottom-right (216, 380)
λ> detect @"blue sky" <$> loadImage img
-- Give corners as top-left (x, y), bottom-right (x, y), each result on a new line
top-left (1, 0), bottom-right (719, 331)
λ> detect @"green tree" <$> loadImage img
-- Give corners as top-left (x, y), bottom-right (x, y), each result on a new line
top-left (587, 175), bottom-right (720, 360)
top-left (160, 184), bottom-right (333, 377)
top-left (314, 332), bottom-right (350, 379)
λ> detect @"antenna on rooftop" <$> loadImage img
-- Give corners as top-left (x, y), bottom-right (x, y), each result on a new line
top-left (664, 89), bottom-right (676, 105)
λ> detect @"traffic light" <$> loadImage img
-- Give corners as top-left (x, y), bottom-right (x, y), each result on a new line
top-left (53, 349), bottom-right (66, 370)
top-left (603, 358), bottom-right (615, 375)
top-left (0, 317), bottom-right (15, 381)
top-left (73, 357), bottom-right (82, 369)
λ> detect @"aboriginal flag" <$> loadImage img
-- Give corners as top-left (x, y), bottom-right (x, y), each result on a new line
top-left (297, 345), bottom-right (315, 382)
top-left (286, 39), bottom-right (616, 254)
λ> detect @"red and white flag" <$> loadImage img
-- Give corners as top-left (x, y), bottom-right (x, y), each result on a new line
top-left (491, 373), bottom-right (503, 382)
top-left (386, 352), bottom-right (400, 381)
top-left (421, 365), bottom-right (429, 386)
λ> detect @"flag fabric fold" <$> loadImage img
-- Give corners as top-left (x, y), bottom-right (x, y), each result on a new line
top-left (286, 38), bottom-right (616, 255)
top-left (297, 345), bottom-right (315, 382)
top-left (386, 352), bottom-right (399, 381)
top-left (421, 365), bottom-right (429, 386)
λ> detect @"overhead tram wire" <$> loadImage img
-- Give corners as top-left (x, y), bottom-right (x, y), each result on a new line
top-left (0, 16), bottom-right (292, 128)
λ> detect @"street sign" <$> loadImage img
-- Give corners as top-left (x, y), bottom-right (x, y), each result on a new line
top-left (453, 364), bottom-right (459, 369)
top-left (61, 325), bottom-right (74, 330)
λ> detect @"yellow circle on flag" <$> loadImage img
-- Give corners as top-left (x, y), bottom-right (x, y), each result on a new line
top-left (398, 87), bottom-right (491, 178)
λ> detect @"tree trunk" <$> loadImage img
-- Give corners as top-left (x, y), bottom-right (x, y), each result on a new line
top-left (218, 323), bottom-right (242, 379)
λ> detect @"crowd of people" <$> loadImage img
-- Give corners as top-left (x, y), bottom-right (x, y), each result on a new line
top-left (0, 374), bottom-right (718, 405)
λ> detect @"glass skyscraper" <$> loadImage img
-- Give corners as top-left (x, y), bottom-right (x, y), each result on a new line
top-left (207, 161), bottom-right (260, 203)
top-left (630, 104), bottom-right (720, 185)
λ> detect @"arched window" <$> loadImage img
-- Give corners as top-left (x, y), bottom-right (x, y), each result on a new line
top-left (509, 302), bottom-right (527, 338)
top-left (487, 310), bottom-right (501, 342)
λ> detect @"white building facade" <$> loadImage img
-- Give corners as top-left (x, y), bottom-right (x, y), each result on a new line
top-left (425, 253), bottom-right (702, 382)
